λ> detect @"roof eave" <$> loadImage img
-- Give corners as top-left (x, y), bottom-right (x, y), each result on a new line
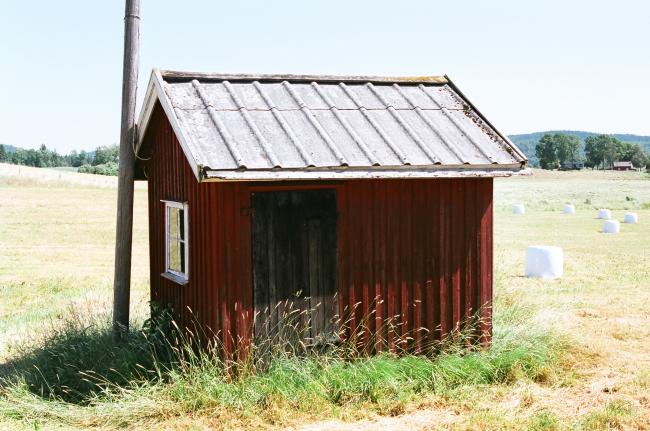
top-left (201, 165), bottom-right (531, 182)
top-left (134, 69), bottom-right (158, 153)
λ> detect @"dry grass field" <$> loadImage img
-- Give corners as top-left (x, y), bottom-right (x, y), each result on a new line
top-left (0, 163), bottom-right (649, 430)
top-left (481, 170), bottom-right (650, 429)
top-left (0, 164), bottom-right (150, 358)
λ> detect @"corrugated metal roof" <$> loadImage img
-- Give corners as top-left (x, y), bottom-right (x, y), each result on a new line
top-left (137, 69), bottom-right (527, 181)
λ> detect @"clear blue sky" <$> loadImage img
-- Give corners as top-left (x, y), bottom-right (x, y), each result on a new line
top-left (1, 0), bottom-right (649, 152)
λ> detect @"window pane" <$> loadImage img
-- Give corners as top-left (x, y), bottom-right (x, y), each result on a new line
top-left (169, 239), bottom-right (182, 273)
top-left (169, 207), bottom-right (181, 238)
top-left (179, 208), bottom-right (185, 240)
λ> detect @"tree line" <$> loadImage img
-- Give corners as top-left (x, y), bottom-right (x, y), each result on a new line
top-left (535, 133), bottom-right (649, 170)
top-left (0, 144), bottom-right (119, 175)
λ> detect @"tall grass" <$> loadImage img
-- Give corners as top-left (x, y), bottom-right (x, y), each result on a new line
top-left (0, 294), bottom-right (568, 430)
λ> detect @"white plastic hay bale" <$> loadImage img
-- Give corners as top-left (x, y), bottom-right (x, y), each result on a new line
top-left (563, 204), bottom-right (575, 214)
top-left (512, 203), bottom-right (526, 215)
top-left (623, 212), bottom-right (638, 224)
top-left (525, 246), bottom-right (564, 279)
top-left (597, 209), bottom-right (611, 219)
top-left (602, 219), bottom-right (620, 233)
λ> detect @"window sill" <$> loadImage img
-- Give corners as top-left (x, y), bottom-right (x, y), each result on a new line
top-left (161, 272), bottom-right (189, 285)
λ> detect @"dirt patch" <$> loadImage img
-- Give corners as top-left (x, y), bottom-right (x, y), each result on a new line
top-left (293, 408), bottom-right (459, 431)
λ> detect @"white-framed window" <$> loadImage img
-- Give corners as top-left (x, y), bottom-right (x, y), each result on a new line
top-left (162, 200), bottom-right (189, 283)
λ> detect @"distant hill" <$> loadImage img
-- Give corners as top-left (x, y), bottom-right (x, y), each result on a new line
top-left (508, 131), bottom-right (650, 166)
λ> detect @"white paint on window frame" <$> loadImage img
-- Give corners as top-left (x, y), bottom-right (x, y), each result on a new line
top-left (161, 199), bottom-right (189, 284)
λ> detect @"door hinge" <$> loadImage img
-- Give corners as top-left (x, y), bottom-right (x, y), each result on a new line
top-left (241, 207), bottom-right (255, 216)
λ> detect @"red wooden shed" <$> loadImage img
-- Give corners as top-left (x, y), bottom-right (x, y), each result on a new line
top-left (135, 69), bottom-right (527, 355)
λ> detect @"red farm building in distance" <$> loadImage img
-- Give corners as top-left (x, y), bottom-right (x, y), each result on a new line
top-left (135, 69), bottom-right (528, 356)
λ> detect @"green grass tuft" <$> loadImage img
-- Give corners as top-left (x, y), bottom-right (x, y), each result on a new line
top-left (578, 400), bottom-right (634, 430)
top-left (528, 409), bottom-right (560, 430)
top-left (0, 296), bottom-right (568, 429)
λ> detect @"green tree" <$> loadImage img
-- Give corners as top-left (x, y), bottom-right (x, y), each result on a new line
top-left (603, 139), bottom-right (622, 168)
top-left (585, 135), bottom-right (605, 168)
top-left (584, 134), bottom-right (625, 169)
top-left (0, 145), bottom-right (7, 162)
top-left (67, 150), bottom-right (90, 167)
top-left (23, 149), bottom-right (41, 166)
top-left (67, 150), bottom-right (77, 166)
top-left (2, 145), bottom-right (67, 168)
top-left (535, 134), bottom-right (559, 169)
top-left (9, 148), bottom-right (24, 164)
top-left (535, 133), bottom-right (581, 169)
top-left (92, 144), bottom-right (119, 166)
top-left (38, 144), bottom-right (51, 167)
top-left (619, 142), bottom-right (648, 168)
top-left (78, 150), bottom-right (90, 167)
top-left (555, 134), bottom-right (581, 165)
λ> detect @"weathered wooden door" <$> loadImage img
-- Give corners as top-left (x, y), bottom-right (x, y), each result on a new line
top-left (251, 189), bottom-right (338, 349)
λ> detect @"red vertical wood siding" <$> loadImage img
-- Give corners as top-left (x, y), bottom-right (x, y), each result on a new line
top-left (338, 179), bottom-right (493, 351)
top-left (140, 103), bottom-right (494, 356)
top-left (141, 104), bottom-right (254, 356)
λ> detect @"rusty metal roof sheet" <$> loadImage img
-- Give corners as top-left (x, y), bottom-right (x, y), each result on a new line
top-left (137, 69), bottom-right (527, 181)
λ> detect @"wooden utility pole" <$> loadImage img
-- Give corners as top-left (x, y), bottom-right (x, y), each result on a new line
top-left (113, 0), bottom-right (140, 340)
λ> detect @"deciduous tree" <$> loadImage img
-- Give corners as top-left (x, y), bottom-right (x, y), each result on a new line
top-left (535, 133), bottom-right (582, 169)
top-left (585, 135), bottom-right (622, 169)
top-left (619, 142), bottom-right (648, 168)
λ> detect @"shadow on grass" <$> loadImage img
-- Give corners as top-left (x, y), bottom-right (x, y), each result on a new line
top-left (0, 312), bottom-right (174, 405)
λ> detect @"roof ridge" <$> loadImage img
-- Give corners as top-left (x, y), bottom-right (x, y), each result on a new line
top-left (159, 69), bottom-right (448, 85)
